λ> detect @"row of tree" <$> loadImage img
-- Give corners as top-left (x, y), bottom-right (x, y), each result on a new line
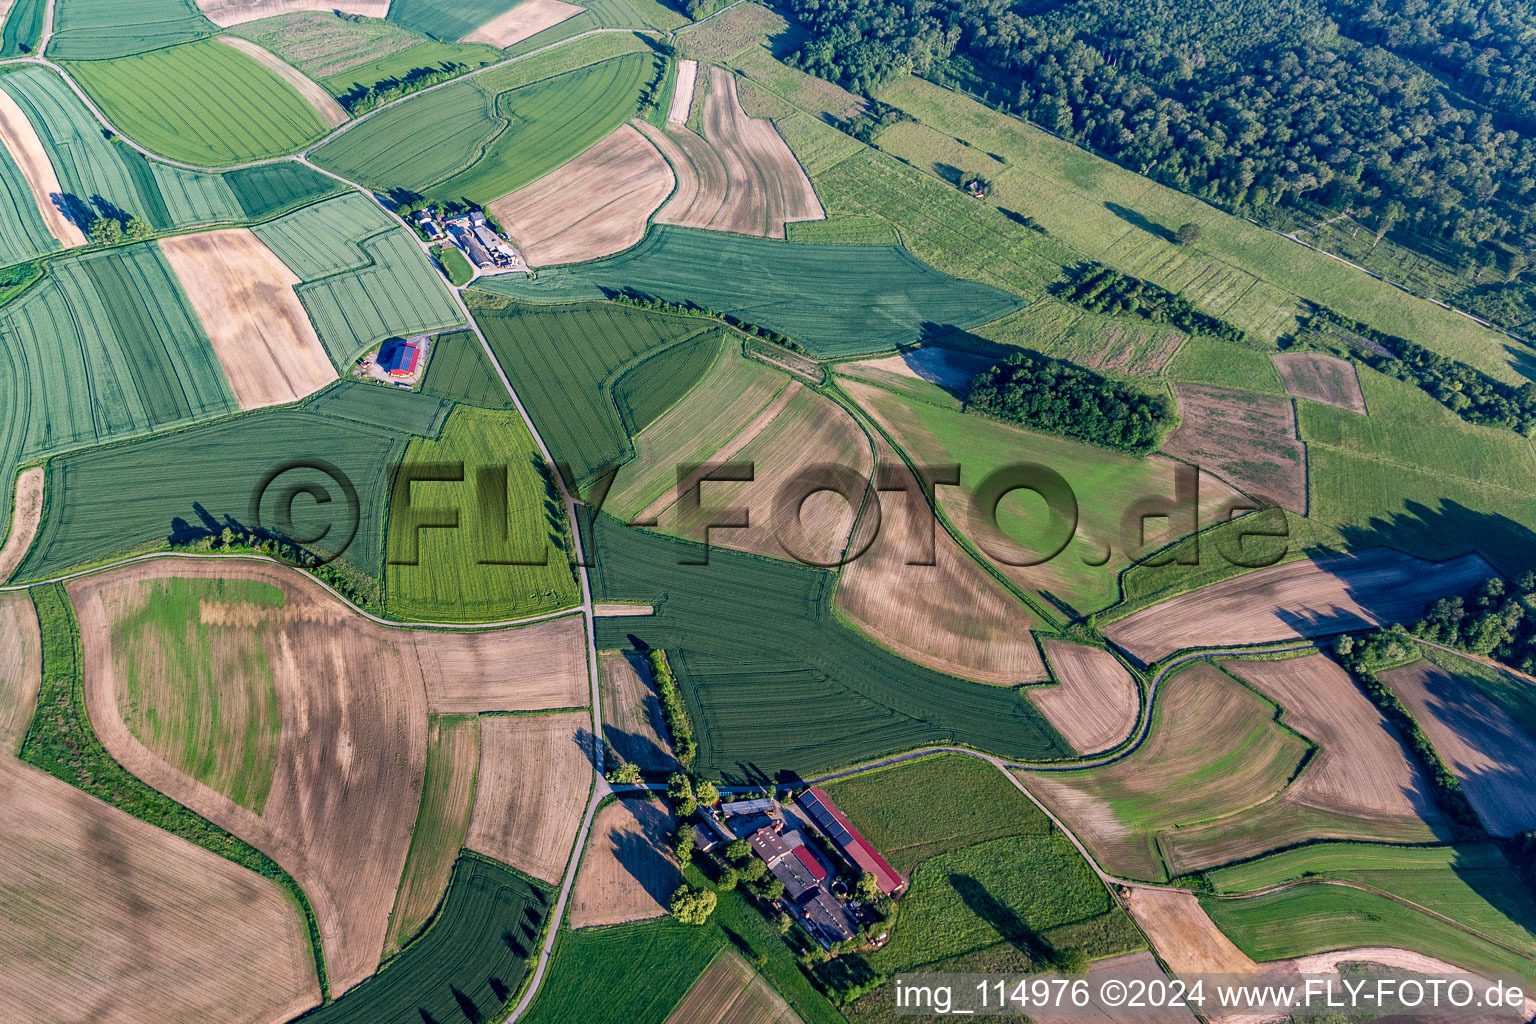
top-left (648, 649), bottom-right (698, 768)
top-left (1057, 263), bottom-right (1247, 342)
top-left (966, 350), bottom-right (1172, 453)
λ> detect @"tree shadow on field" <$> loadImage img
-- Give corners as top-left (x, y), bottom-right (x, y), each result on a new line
top-left (1105, 202), bottom-right (1179, 245)
top-left (934, 162), bottom-right (966, 186)
top-left (1314, 499), bottom-right (1536, 584)
top-left (951, 872), bottom-right (1055, 967)
top-left (449, 984), bottom-right (484, 1024)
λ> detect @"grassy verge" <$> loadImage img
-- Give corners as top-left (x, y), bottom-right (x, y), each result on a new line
top-left (18, 583), bottom-right (330, 998)
top-left (431, 244), bottom-right (474, 286)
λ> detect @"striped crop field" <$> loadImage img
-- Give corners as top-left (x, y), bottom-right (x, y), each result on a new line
top-left (313, 52), bottom-right (654, 205)
top-left (386, 0), bottom-right (524, 42)
top-left (65, 38), bottom-right (330, 166)
top-left (0, 0), bottom-right (46, 58)
top-left (0, 140), bottom-right (59, 266)
top-left (48, 0), bottom-right (215, 60)
top-left (478, 225), bottom-right (1030, 358)
top-left (252, 193), bottom-right (464, 367)
top-left (0, 243), bottom-right (237, 497)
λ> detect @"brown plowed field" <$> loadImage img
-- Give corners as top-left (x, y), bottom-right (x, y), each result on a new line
top-left (0, 590), bottom-right (39, 751)
top-left (0, 465), bottom-right (43, 583)
top-left (1105, 549), bottom-right (1494, 665)
top-left (836, 433), bottom-right (1047, 684)
top-left (466, 710), bottom-right (590, 883)
top-left (159, 229), bottom-right (336, 409)
top-left (69, 557), bottom-right (588, 993)
top-left (668, 59), bottom-right (698, 123)
top-left (1123, 887), bottom-right (1257, 974)
top-left (1033, 640), bottom-right (1139, 754)
top-left (1380, 659), bottom-right (1536, 837)
top-left (1273, 352), bottom-right (1367, 414)
top-left (414, 612), bottom-right (588, 713)
top-left (664, 949), bottom-right (802, 1024)
top-left (218, 36), bottom-right (348, 127)
top-left (570, 796), bottom-right (680, 928)
top-left (462, 0), bottom-right (585, 46)
top-left (637, 67), bottom-right (822, 238)
top-left (0, 85), bottom-right (86, 246)
top-left (599, 650), bottom-right (676, 772)
top-left (1162, 383), bottom-right (1308, 514)
top-left (196, 0), bottom-right (388, 26)
top-left (488, 124), bottom-right (674, 267)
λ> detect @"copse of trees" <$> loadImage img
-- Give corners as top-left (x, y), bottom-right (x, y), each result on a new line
top-left (967, 349), bottom-right (1173, 454)
top-left (1058, 263), bottom-right (1246, 342)
top-left (1410, 573), bottom-right (1536, 675)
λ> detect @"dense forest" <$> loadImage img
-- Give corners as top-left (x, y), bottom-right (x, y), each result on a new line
top-left (967, 350), bottom-right (1172, 452)
top-left (780, 0), bottom-right (1536, 331)
top-left (1058, 263), bottom-right (1247, 341)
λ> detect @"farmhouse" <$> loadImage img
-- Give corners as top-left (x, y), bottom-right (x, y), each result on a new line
top-left (798, 787), bottom-right (906, 896)
top-left (442, 208), bottom-right (526, 273)
top-left (377, 338), bottom-right (420, 377)
top-left (412, 208), bottom-right (444, 239)
top-left (746, 820), bottom-right (855, 946)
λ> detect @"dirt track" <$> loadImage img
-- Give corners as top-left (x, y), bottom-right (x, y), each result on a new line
top-left (0, 466), bottom-right (43, 584)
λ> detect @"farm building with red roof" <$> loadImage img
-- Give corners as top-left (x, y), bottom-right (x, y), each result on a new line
top-left (377, 338), bottom-right (420, 376)
top-left (798, 787), bottom-right (905, 896)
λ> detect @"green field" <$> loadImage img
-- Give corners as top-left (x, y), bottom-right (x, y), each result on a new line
top-left (1205, 843), bottom-right (1536, 957)
top-left (47, 0), bottom-right (214, 60)
top-left (0, 243), bottom-right (238, 503)
top-left (1203, 886), bottom-right (1536, 982)
top-left (479, 225), bottom-right (1029, 358)
top-left (386, 0), bottom-right (522, 42)
top-left (385, 405), bottom-right (582, 622)
top-left (13, 386), bottom-right (449, 582)
top-left (113, 576), bottom-right (284, 814)
top-left (976, 300), bottom-right (1189, 378)
top-left (584, 509), bottom-right (1070, 780)
top-left (1163, 336), bottom-right (1287, 393)
top-left (300, 854), bottom-right (550, 1023)
top-left (65, 39), bottom-right (330, 166)
top-left (253, 193), bottom-right (465, 367)
top-left (0, 0), bottom-right (45, 57)
top-left (610, 331), bottom-right (723, 437)
top-left (431, 243), bottom-right (473, 286)
top-left (419, 330), bottom-right (515, 410)
top-left (0, 141), bottom-right (60, 266)
top-left (386, 714), bottom-right (480, 953)
top-left (471, 295), bottom-right (722, 488)
top-left (313, 52), bottom-right (653, 205)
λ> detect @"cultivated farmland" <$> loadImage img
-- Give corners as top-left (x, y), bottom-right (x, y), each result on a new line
top-left (0, 590), bottom-right (39, 748)
top-left (665, 951), bottom-right (802, 1024)
top-left (0, 465), bottom-right (43, 583)
top-left (636, 66), bottom-right (824, 239)
top-left (836, 433), bottom-right (1048, 685)
top-left (1021, 663), bottom-right (1309, 881)
top-left (1103, 548), bottom-right (1495, 665)
top-left (217, 35), bottom-right (348, 127)
top-left (463, 0), bottom-right (586, 46)
top-left (668, 58), bottom-right (697, 122)
top-left (385, 405), bottom-right (582, 622)
top-left (228, 11), bottom-right (497, 88)
top-left (488, 123), bottom-right (674, 266)
top-left (295, 855), bottom-right (551, 1024)
top-left (586, 511), bottom-right (1070, 778)
top-left (570, 796), bottom-right (681, 928)
top-left (479, 225), bottom-right (1029, 358)
top-left (415, 613), bottom-right (590, 712)
top-left (0, 82), bottom-right (84, 247)
top-left (1380, 658), bottom-right (1536, 837)
top-left (385, 714), bottom-right (480, 953)
top-left (65, 38), bottom-right (332, 165)
top-left (1121, 888), bottom-right (1256, 974)
top-left (1273, 351), bottom-right (1367, 414)
top-left (387, 0), bottom-right (524, 41)
top-left (524, 918), bottom-right (729, 1024)
top-left (1161, 382), bottom-right (1308, 515)
top-left (47, 0), bottom-right (216, 60)
top-left (1033, 640), bottom-right (1139, 755)
top-left (198, 0), bottom-right (389, 27)
top-left (158, 227), bottom-right (336, 409)
top-left (835, 346), bottom-right (994, 402)
top-left (313, 53), bottom-right (654, 205)
top-left (599, 649), bottom-right (677, 772)
top-left (466, 710), bottom-right (591, 883)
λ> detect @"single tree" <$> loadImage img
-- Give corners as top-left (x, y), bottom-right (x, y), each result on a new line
top-left (668, 772), bottom-right (697, 816)
top-left (1055, 947), bottom-right (1092, 974)
top-left (715, 866), bottom-right (740, 892)
top-left (607, 761), bottom-right (642, 785)
top-left (741, 858), bottom-right (768, 883)
top-left (669, 884), bottom-right (718, 925)
top-left (88, 217), bottom-right (123, 247)
top-left (760, 877), bottom-right (786, 902)
top-left (725, 839), bottom-right (752, 864)
top-left (672, 827), bottom-right (695, 864)
top-left (694, 780), bottom-right (720, 806)
top-left (855, 872), bottom-right (881, 902)
top-left (124, 216), bottom-right (152, 241)
top-left (1176, 222), bottom-right (1202, 246)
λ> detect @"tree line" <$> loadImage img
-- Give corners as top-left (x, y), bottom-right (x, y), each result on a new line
top-left (967, 349), bottom-right (1172, 453)
top-left (1411, 573), bottom-right (1536, 676)
top-left (1057, 263), bottom-right (1247, 342)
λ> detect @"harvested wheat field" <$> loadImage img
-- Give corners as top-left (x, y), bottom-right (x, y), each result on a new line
top-left (0, 760), bottom-right (322, 1024)
top-left (669, 59), bottom-right (698, 123)
top-left (0, 86), bottom-right (86, 246)
top-left (1105, 549), bottom-right (1494, 666)
top-left (570, 796), bottom-right (681, 928)
top-left (159, 229), bottom-right (335, 409)
top-left (466, 710), bottom-right (591, 883)
top-left (0, 591), bottom-right (39, 750)
top-left (218, 36), bottom-right (348, 127)
top-left (1380, 659), bottom-right (1536, 837)
top-left (1162, 383), bottom-right (1308, 514)
top-left (488, 124), bottom-right (673, 266)
top-left (594, 602), bottom-right (654, 616)
top-left (1032, 640), bottom-right (1139, 754)
top-left (636, 67), bottom-right (822, 239)
top-left (1273, 352), bottom-right (1367, 414)
top-left (837, 433), bottom-right (1047, 684)
top-left (656, 383), bottom-right (873, 563)
top-left (0, 465), bottom-right (43, 583)
top-left (197, 0), bottom-right (388, 26)
top-left (664, 949), bottom-right (803, 1024)
top-left (463, 0), bottom-right (585, 45)
top-left (414, 612), bottom-right (588, 713)
top-left (1124, 887), bottom-right (1257, 974)
top-left (599, 650), bottom-right (676, 772)
top-left (1029, 951), bottom-right (1200, 1024)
